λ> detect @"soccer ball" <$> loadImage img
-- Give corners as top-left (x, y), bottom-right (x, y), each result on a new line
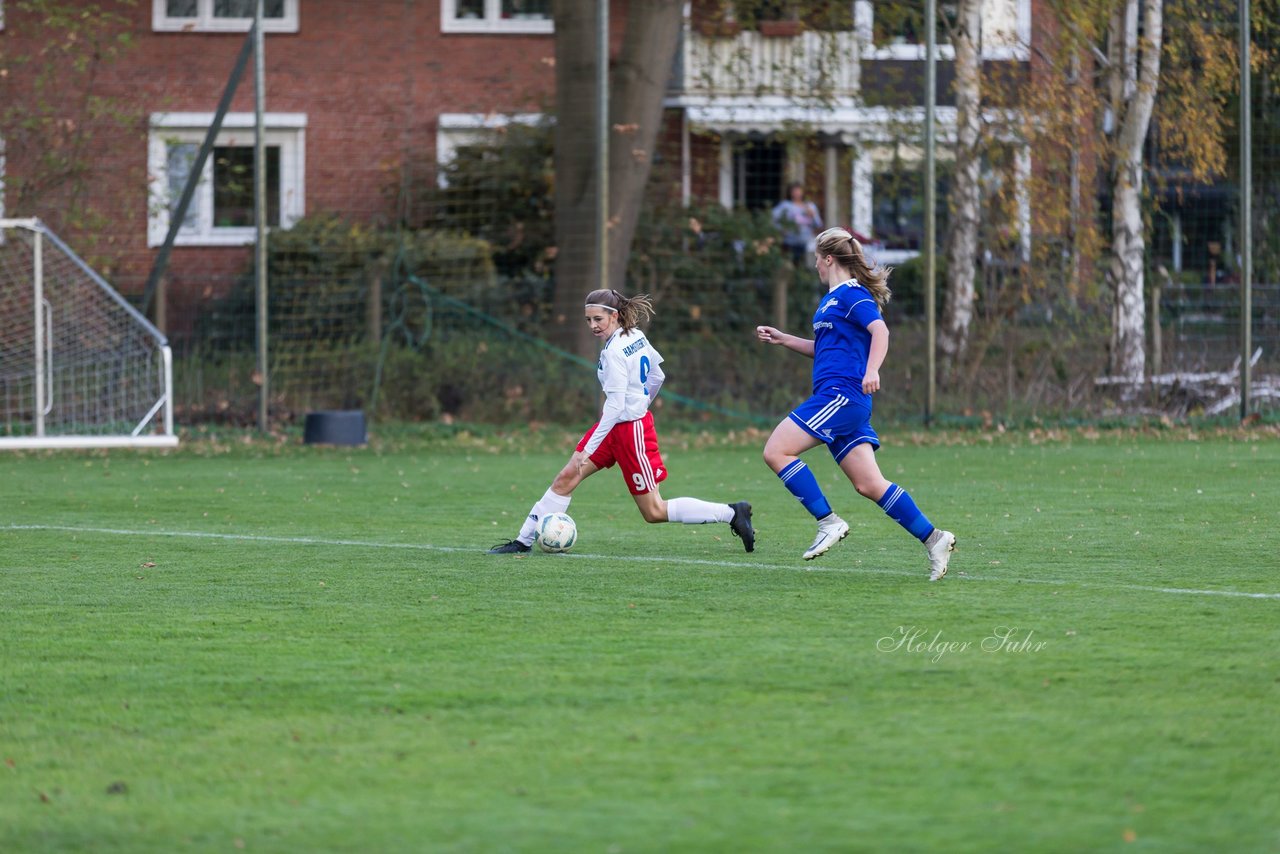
top-left (536, 512), bottom-right (577, 553)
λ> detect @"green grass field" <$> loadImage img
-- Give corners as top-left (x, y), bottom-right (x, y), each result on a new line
top-left (1, 427), bottom-right (1277, 852)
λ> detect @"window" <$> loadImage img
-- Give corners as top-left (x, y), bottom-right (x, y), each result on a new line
top-left (872, 2), bottom-right (959, 50)
top-left (153, 0), bottom-right (299, 33)
top-left (854, 0), bottom-right (1029, 61)
top-left (730, 140), bottom-right (786, 212)
top-left (148, 112), bottom-right (305, 247)
top-left (441, 0), bottom-right (552, 35)
top-left (854, 137), bottom-right (1029, 265)
top-left (870, 146), bottom-right (952, 256)
top-left (436, 112), bottom-right (546, 185)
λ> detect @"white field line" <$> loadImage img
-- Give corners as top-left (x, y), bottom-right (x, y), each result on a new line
top-left (7, 523), bottom-right (1280, 601)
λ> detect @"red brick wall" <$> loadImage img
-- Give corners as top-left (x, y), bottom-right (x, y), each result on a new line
top-left (2, 0), bottom-right (559, 312)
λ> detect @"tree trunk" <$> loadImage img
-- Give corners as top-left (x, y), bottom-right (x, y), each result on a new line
top-left (939, 0), bottom-right (982, 375)
top-left (1106, 0), bottom-right (1162, 384)
top-left (552, 0), bottom-right (602, 358)
top-left (552, 0), bottom-right (683, 359)
top-left (605, 0), bottom-right (684, 294)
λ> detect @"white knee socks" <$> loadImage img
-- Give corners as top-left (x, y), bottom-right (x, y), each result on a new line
top-left (518, 487), bottom-right (573, 545)
top-left (666, 497), bottom-right (732, 524)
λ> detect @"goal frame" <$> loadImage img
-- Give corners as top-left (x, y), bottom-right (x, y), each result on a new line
top-left (0, 218), bottom-right (178, 449)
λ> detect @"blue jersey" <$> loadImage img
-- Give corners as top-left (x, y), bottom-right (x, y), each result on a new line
top-left (810, 280), bottom-right (883, 394)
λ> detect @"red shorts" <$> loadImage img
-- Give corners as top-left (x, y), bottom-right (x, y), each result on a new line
top-left (576, 412), bottom-right (668, 495)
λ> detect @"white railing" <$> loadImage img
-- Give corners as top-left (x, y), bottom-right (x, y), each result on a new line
top-left (680, 28), bottom-right (861, 101)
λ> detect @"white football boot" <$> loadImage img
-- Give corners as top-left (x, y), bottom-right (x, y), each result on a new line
top-left (803, 513), bottom-right (849, 560)
top-left (924, 529), bottom-right (956, 581)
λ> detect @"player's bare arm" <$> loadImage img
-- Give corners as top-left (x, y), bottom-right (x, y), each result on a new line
top-left (863, 319), bottom-right (889, 394)
top-left (756, 325), bottom-right (816, 358)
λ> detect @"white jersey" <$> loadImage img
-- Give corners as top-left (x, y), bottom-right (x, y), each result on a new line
top-left (582, 328), bottom-right (665, 456)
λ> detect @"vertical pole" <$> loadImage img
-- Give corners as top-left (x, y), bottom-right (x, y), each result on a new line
top-left (254, 0), bottom-right (269, 433)
top-left (33, 228), bottom-right (46, 437)
top-left (162, 346), bottom-right (175, 438)
top-left (156, 270), bottom-right (167, 335)
top-left (597, 0), bottom-right (609, 290)
top-left (1150, 282), bottom-right (1162, 376)
top-left (681, 110), bottom-right (691, 209)
top-left (924, 0), bottom-right (937, 425)
top-left (824, 145), bottom-right (838, 228)
top-left (1239, 0), bottom-right (1252, 420)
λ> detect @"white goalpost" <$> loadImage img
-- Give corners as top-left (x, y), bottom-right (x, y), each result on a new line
top-left (0, 218), bottom-right (178, 449)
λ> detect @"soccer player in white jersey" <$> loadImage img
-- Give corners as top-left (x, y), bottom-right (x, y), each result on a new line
top-left (756, 227), bottom-right (956, 581)
top-left (488, 288), bottom-right (755, 554)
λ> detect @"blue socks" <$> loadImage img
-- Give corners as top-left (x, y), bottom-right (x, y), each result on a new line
top-left (878, 483), bottom-right (934, 542)
top-left (777, 460), bottom-right (833, 520)
top-left (777, 461), bottom-right (934, 543)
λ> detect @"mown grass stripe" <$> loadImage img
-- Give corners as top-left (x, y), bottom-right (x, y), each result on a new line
top-left (10, 523), bottom-right (1279, 600)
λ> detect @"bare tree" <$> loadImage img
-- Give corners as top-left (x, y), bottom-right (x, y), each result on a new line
top-left (939, 0), bottom-right (982, 373)
top-left (1105, 0), bottom-right (1162, 382)
top-left (552, 0), bottom-right (601, 358)
top-left (551, 0), bottom-right (684, 358)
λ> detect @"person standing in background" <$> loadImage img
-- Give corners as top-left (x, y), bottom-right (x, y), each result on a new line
top-left (772, 182), bottom-right (824, 266)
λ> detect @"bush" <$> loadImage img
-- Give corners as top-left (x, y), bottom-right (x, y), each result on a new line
top-left (882, 252), bottom-right (946, 320)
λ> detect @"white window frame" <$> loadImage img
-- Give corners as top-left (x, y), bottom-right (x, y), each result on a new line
top-left (440, 0), bottom-right (553, 35)
top-left (857, 141), bottom-right (956, 265)
top-left (152, 0), bottom-right (299, 34)
top-left (147, 112), bottom-right (306, 247)
top-left (436, 112), bottom-right (545, 187)
top-left (854, 0), bottom-right (1030, 62)
top-left (852, 131), bottom-right (1029, 265)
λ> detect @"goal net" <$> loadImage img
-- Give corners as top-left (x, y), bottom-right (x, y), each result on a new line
top-left (0, 219), bottom-right (177, 448)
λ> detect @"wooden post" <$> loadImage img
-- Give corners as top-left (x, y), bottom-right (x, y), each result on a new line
top-left (1150, 282), bottom-right (1161, 377)
top-left (155, 274), bottom-right (167, 336)
top-left (772, 263), bottom-right (789, 330)
top-left (367, 271), bottom-right (382, 346)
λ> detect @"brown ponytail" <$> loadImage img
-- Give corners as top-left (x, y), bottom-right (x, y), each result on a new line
top-left (813, 227), bottom-right (892, 311)
top-left (584, 289), bottom-right (656, 332)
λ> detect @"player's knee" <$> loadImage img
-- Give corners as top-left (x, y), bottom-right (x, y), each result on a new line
top-left (854, 477), bottom-right (887, 499)
top-left (639, 502), bottom-right (666, 523)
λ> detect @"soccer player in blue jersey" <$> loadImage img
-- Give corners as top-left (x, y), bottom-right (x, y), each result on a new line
top-left (488, 288), bottom-right (755, 554)
top-left (756, 227), bottom-right (956, 580)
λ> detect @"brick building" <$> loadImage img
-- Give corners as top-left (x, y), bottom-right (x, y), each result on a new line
top-left (1, 0), bottom-right (1042, 334)
top-left (2, 0), bottom-right (562, 331)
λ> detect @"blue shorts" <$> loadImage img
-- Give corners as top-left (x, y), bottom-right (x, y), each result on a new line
top-left (788, 386), bottom-right (880, 462)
